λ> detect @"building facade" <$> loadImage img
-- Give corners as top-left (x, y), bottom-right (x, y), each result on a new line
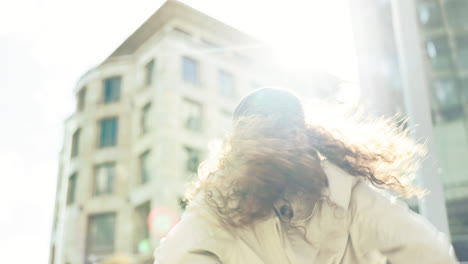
top-left (351, 0), bottom-right (468, 261)
top-left (49, 1), bottom-right (342, 264)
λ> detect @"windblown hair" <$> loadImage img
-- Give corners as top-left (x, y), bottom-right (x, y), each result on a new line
top-left (186, 88), bottom-right (426, 228)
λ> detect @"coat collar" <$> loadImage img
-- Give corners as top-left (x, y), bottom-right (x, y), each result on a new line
top-left (321, 160), bottom-right (354, 210)
top-left (272, 160), bottom-right (355, 222)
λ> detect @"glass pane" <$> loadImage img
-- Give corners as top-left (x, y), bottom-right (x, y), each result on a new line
top-left (67, 173), bottom-right (77, 205)
top-left (218, 70), bottom-right (235, 97)
top-left (183, 99), bottom-right (202, 132)
top-left (104, 77), bottom-right (121, 103)
top-left (145, 60), bottom-right (154, 86)
top-left (140, 151), bottom-right (151, 184)
top-left (78, 87), bottom-right (86, 111)
top-left (455, 36), bottom-right (468, 70)
top-left (71, 128), bottom-right (81, 157)
top-left (95, 163), bottom-right (115, 195)
top-left (87, 213), bottom-right (116, 255)
top-left (141, 103), bottom-right (152, 134)
top-left (432, 78), bottom-right (463, 122)
top-left (184, 146), bottom-right (200, 173)
top-left (426, 37), bottom-right (453, 72)
top-left (134, 201), bottom-right (151, 253)
top-left (445, 0), bottom-right (468, 28)
top-left (182, 57), bottom-right (198, 84)
top-left (99, 118), bottom-right (118, 147)
top-left (418, 0), bottom-right (442, 29)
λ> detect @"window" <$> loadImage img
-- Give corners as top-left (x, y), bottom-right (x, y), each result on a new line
top-left (426, 37), bottom-right (453, 72)
top-left (145, 60), bottom-right (155, 86)
top-left (94, 163), bottom-right (115, 195)
top-left (432, 78), bottom-right (463, 122)
top-left (445, 0), bottom-right (468, 28)
top-left (103, 77), bottom-right (121, 103)
top-left (71, 128), bottom-right (81, 158)
top-left (218, 70), bottom-right (235, 97)
top-left (183, 99), bottom-right (202, 132)
top-left (455, 36), bottom-right (468, 70)
top-left (139, 150), bottom-right (151, 184)
top-left (184, 146), bottom-right (201, 174)
top-left (417, 0), bottom-right (442, 29)
top-left (99, 118), bottom-right (118, 147)
top-left (182, 57), bottom-right (199, 84)
top-left (78, 87), bottom-right (86, 111)
top-left (67, 173), bottom-right (77, 205)
top-left (447, 198), bottom-right (468, 261)
top-left (134, 201), bottom-right (151, 253)
top-left (86, 213), bottom-right (116, 260)
top-left (141, 103), bottom-right (152, 135)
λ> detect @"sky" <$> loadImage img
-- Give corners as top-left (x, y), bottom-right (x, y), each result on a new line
top-left (0, 0), bottom-right (357, 262)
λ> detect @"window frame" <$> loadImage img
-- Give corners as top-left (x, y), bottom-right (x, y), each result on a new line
top-left (77, 87), bottom-right (86, 111)
top-left (86, 212), bottom-right (116, 258)
top-left (71, 128), bottom-right (81, 158)
top-left (145, 59), bottom-right (155, 86)
top-left (184, 146), bottom-right (201, 174)
top-left (134, 201), bottom-right (151, 253)
top-left (93, 162), bottom-right (116, 196)
top-left (183, 98), bottom-right (203, 132)
top-left (103, 76), bottom-right (121, 103)
top-left (67, 173), bottom-right (77, 205)
top-left (141, 103), bottom-right (152, 135)
top-left (182, 56), bottom-right (199, 85)
top-left (139, 150), bottom-right (151, 185)
top-left (98, 117), bottom-right (118, 148)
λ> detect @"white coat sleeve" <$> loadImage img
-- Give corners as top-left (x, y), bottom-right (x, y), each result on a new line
top-left (349, 180), bottom-right (458, 264)
top-left (153, 206), bottom-right (231, 264)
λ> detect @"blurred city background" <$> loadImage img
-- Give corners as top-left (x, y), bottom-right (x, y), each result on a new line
top-left (1, 0), bottom-right (467, 263)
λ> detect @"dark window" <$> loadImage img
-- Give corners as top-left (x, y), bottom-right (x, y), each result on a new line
top-left (447, 198), bottom-right (468, 261)
top-left (182, 57), bottom-right (199, 84)
top-left (426, 37), bottom-right (453, 72)
top-left (184, 146), bottom-right (201, 174)
top-left (218, 70), bottom-right (235, 97)
top-left (94, 163), bottom-right (115, 195)
top-left (145, 60), bottom-right (155, 86)
top-left (445, 0), bottom-right (468, 28)
top-left (99, 118), bottom-right (118, 147)
top-left (78, 87), bottom-right (86, 111)
top-left (67, 173), bottom-right (77, 205)
top-left (71, 128), bottom-right (81, 158)
top-left (140, 150), bottom-right (151, 184)
top-left (134, 201), bottom-right (151, 254)
top-left (417, 0), bottom-right (442, 29)
top-left (86, 213), bottom-right (116, 262)
top-left (103, 77), bottom-right (121, 103)
top-left (141, 103), bottom-right (152, 135)
top-left (455, 35), bottom-right (468, 70)
top-left (183, 99), bottom-right (202, 132)
top-left (432, 78), bottom-right (463, 122)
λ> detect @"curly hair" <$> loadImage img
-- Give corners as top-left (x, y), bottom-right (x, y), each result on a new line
top-left (186, 88), bottom-right (426, 228)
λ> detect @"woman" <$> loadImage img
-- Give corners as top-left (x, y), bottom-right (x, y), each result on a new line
top-left (155, 88), bottom-right (457, 263)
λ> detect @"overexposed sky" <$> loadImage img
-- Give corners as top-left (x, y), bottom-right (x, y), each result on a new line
top-left (0, 0), bottom-right (357, 262)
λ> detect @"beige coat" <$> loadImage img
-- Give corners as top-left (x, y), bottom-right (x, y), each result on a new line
top-left (154, 161), bottom-right (458, 264)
